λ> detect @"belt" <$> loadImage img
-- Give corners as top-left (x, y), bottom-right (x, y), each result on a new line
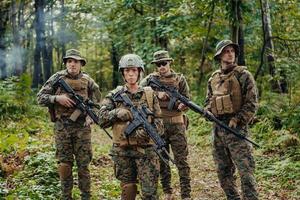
top-left (162, 115), bottom-right (184, 124)
top-left (113, 143), bottom-right (153, 149)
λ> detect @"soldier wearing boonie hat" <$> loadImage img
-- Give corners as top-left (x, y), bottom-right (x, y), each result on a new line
top-left (37, 48), bottom-right (101, 200)
top-left (205, 40), bottom-right (259, 200)
top-left (63, 49), bottom-right (87, 66)
top-left (141, 50), bottom-right (192, 200)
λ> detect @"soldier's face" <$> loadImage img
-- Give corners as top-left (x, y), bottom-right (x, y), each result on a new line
top-left (220, 46), bottom-right (236, 65)
top-left (123, 67), bottom-right (139, 85)
top-left (156, 61), bottom-right (171, 75)
top-left (66, 58), bottom-right (82, 75)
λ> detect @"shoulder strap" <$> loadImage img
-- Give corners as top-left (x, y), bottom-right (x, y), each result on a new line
top-left (234, 65), bottom-right (247, 73)
top-left (233, 65), bottom-right (247, 84)
top-left (211, 69), bottom-right (221, 77)
top-left (143, 86), bottom-right (154, 111)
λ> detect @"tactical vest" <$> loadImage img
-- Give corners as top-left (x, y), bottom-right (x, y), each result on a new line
top-left (112, 86), bottom-right (155, 146)
top-left (153, 74), bottom-right (184, 120)
top-left (209, 66), bottom-right (245, 116)
top-left (54, 74), bottom-right (90, 119)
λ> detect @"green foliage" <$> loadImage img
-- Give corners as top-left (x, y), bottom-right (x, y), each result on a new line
top-left (6, 151), bottom-right (60, 199)
top-left (0, 121), bottom-right (29, 154)
top-left (0, 76), bottom-right (50, 154)
top-left (0, 74), bottom-right (32, 120)
top-left (256, 153), bottom-right (300, 191)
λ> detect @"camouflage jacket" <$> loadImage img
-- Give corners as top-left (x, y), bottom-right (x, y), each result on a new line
top-left (205, 65), bottom-right (258, 125)
top-left (140, 70), bottom-right (190, 99)
top-left (99, 85), bottom-right (163, 141)
top-left (140, 70), bottom-right (190, 118)
top-left (37, 70), bottom-right (101, 117)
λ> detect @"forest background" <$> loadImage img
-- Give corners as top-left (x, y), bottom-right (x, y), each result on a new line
top-left (0, 0), bottom-right (299, 199)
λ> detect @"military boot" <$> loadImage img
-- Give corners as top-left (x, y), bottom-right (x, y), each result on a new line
top-left (59, 163), bottom-right (73, 200)
top-left (81, 192), bottom-right (91, 200)
top-left (121, 183), bottom-right (137, 200)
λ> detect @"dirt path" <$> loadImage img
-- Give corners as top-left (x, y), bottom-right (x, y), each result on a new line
top-left (90, 127), bottom-right (298, 200)
top-left (90, 127), bottom-right (226, 199)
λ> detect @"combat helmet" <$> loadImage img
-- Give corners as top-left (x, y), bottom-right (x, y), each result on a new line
top-left (119, 54), bottom-right (145, 71)
top-left (214, 40), bottom-right (239, 61)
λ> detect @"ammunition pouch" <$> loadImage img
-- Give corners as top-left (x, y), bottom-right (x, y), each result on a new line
top-left (211, 94), bottom-right (234, 116)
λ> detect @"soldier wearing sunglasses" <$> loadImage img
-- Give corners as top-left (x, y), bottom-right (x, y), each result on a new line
top-left (140, 50), bottom-right (191, 200)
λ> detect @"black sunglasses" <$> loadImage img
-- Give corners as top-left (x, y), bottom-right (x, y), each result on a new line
top-left (155, 61), bottom-right (168, 67)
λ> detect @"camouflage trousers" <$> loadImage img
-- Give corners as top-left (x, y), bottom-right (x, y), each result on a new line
top-left (212, 125), bottom-right (258, 200)
top-left (160, 123), bottom-right (191, 199)
top-left (110, 145), bottom-right (160, 200)
top-left (54, 118), bottom-right (92, 200)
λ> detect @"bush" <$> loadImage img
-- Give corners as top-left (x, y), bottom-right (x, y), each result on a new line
top-left (5, 151), bottom-right (60, 199)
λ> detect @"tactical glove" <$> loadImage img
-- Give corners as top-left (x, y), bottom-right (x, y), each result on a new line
top-left (133, 127), bottom-right (149, 142)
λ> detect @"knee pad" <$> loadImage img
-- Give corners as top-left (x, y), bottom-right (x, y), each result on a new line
top-left (58, 162), bottom-right (72, 180)
top-left (121, 183), bottom-right (137, 200)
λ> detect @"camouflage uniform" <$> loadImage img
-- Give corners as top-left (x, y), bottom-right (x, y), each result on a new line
top-left (37, 49), bottom-right (101, 200)
top-left (140, 51), bottom-right (191, 199)
top-left (99, 85), bottom-right (163, 200)
top-left (205, 40), bottom-right (259, 200)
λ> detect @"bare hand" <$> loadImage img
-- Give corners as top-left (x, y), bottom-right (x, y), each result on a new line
top-left (55, 94), bottom-right (75, 107)
top-left (157, 91), bottom-right (169, 101)
top-left (177, 103), bottom-right (188, 111)
top-left (84, 116), bottom-right (94, 126)
top-left (205, 110), bottom-right (215, 118)
top-left (228, 118), bottom-right (238, 128)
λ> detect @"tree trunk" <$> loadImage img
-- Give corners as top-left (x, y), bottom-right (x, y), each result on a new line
top-left (41, 1), bottom-right (51, 81)
top-left (32, 0), bottom-right (46, 87)
top-left (0, 4), bottom-right (9, 79)
top-left (18, 0), bottom-right (27, 74)
top-left (158, 0), bottom-right (168, 49)
top-left (46, 2), bottom-right (54, 76)
top-left (198, 0), bottom-right (215, 88)
top-left (259, 0), bottom-right (286, 93)
top-left (231, 0), bottom-right (245, 65)
top-left (111, 42), bottom-right (119, 88)
top-left (59, 0), bottom-right (66, 70)
top-left (151, 0), bottom-right (168, 49)
top-left (11, 1), bottom-right (23, 76)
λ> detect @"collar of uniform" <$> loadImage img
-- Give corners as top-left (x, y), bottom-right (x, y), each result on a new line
top-left (154, 69), bottom-right (176, 78)
top-left (220, 64), bottom-right (237, 74)
top-left (123, 85), bottom-right (144, 94)
top-left (64, 69), bottom-right (83, 79)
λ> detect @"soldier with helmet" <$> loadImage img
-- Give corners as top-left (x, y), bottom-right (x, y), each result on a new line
top-left (98, 54), bottom-right (163, 199)
top-left (140, 50), bottom-right (191, 200)
top-left (37, 49), bottom-right (101, 200)
top-left (204, 40), bottom-right (259, 200)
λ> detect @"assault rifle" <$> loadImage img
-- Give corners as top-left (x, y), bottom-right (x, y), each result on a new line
top-left (148, 77), bottom-right (260, 148)
top-left (112, 90), bottom-right (175, 165)
top-left (54, 78), bottom-right (112, 139)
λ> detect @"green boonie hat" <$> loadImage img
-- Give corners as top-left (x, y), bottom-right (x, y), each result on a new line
top-left (63, 49), bottom-right (87, 66)
top-left (214, 40), bottom-right (239, 61)
top-left (151, 50), bottom-right (174, 64)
